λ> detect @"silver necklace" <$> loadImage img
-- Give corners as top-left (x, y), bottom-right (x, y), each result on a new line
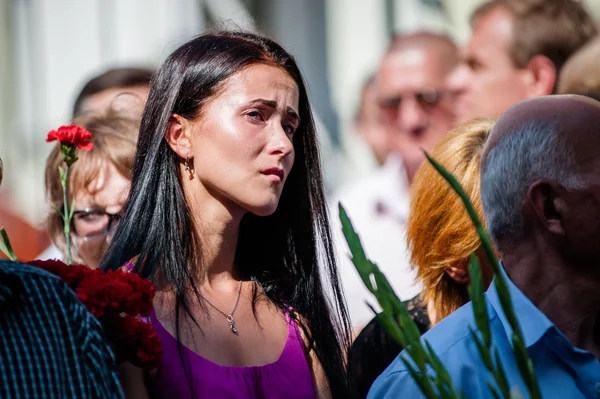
top-left (198, 280), bottom-right (243, 334)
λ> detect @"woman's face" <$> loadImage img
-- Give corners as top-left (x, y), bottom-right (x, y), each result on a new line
top-left (187, 64), bottom-right (300, 217)
top-left (71, 161), bottom-right (129, 268)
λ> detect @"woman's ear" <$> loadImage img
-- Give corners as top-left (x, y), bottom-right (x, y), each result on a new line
top-left (446, 265), bottom-right (470, 285)
top-left (165, 114), bottom-right (193, 159)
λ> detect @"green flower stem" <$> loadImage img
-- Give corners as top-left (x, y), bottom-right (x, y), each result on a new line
top-left (61, 163), bottom-right (72, 264)
top-left (0, 227), bottom-right (17, 261)
top-left (424, 152), bottom-right (541, 399)
top-left (340, 203), bottom-right (462, 399)
top-left (468, 255), bottom-right (511, 399)
top-left (341, 151), bottom-right (543, 399)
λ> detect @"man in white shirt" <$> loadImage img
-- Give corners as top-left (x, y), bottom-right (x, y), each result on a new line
top-left (330, 32), bottom-right (458, 331)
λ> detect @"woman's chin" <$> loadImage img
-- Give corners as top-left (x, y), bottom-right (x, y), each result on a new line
top-left (246, 200), bottom-right (280, 217)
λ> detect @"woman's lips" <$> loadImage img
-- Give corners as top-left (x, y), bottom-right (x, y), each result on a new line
top-left (260, 168), bottom-right (284, 182)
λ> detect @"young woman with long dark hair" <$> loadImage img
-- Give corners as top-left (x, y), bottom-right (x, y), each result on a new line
top-left (101, 31), bottom-right (351, 398)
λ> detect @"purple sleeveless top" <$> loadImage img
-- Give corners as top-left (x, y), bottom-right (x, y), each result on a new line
top-left (149, 309), bottom-right (317, 399)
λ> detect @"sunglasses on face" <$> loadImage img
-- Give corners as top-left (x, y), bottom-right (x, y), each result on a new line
top-left (378, 88), bottom-right (452, 111)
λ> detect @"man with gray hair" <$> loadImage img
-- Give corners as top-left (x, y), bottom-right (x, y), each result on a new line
top-left (369, 94), bottom-right (600, 398)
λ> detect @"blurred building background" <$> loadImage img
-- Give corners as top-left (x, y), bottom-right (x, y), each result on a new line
top-left (0, 0), bottom-right (599, 257)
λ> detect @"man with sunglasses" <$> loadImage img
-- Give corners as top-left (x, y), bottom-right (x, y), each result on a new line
top-left (377, 32), bottom-right (458, 186)
top-left (330, 32), bottom-right (458, 332)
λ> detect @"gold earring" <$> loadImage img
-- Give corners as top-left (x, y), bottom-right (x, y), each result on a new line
top-left (184, 156), bottom-right (194, 180)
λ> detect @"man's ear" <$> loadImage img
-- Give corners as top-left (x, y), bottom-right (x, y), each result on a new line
top-left (527, 180), bottom-right (567, 237)
top-left (523, 55), bottom-right (557, 97)
top-left (165, 114), bottom-right (193, 159)
top-left (446, 265), bottom-right (469, 285)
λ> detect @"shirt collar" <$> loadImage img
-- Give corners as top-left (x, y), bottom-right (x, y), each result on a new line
top-left (487, 261), bottom-right (555, 348)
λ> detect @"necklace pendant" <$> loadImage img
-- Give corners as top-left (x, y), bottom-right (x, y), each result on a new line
top-left (227, 315), bottom-right (238, 334)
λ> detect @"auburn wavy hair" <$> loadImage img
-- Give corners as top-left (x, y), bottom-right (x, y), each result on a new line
top-left (407, 118), bottom-right (494, 324)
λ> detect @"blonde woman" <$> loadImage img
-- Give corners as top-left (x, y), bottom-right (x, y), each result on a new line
top-left (45, 109), bottom-right (139, 268)
top-left (407, 118), bottom-right (495, 324)
top-left (347, 119), bottom-right (495, 397)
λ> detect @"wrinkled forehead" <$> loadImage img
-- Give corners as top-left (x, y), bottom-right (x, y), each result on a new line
top-left (377, 48), bottom-right (451, 95)
top-left (482, 95), bottom-right (600, 165)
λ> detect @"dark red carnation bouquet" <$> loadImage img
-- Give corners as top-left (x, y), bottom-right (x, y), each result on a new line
top-left (26, 259), bottom-right (162, 369)
top-left (0, 124), bottom-right (162, 369)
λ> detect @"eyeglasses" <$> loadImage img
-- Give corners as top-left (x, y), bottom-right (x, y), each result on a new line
top-left (378, 88), bottom-right (452, 119)
top-left (71, 208), bottom-right (120, 242)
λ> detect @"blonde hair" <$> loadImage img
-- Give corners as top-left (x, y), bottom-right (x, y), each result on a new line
top-left (45, 110), bottom-right (139, 263)
top-left (407, 118), bottom-right (493, 323)
top-left (559, 36), bottom-right (600, 94)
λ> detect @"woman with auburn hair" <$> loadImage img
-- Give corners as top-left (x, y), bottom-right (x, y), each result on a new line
top-left (407, 118), bottom-right (495, 325)
top-left (346, 119), bottom-right (494, 397)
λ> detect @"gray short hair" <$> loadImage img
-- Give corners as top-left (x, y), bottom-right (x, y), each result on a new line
top-left (480, 120), bottom-right (583, 248)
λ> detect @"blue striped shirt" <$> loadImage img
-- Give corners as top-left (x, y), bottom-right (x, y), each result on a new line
top-left (0, 260), bottom-right (124, 398)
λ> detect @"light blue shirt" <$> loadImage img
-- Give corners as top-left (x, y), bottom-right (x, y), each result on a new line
top-left (368, 266), bottom-right (600, 398)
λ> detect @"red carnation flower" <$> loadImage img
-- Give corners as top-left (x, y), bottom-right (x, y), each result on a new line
top-left (108, 314), bottom-right (163, 369)
top-left (28, 259), bottom-right (92, 288)
top-left (27, 259), bottom-right (161, 369)
top-left (115, 271), bottom-right (155, 316)
top-left (46, 125), bottom-right (94, 151)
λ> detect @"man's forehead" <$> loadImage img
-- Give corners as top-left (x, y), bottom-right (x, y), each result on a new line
top-left (466, 6), bottom-right (513, 57)
top-left (377, 49), bottom-right (447, 93)
top-left (379, 48), bottom-right (430, 75)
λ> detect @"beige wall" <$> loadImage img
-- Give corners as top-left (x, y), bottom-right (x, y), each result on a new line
top-left (585, 0), bottom-right (600, 20)
top-left (0, 0), bottom-right (13, 166)
top-left (3, 0), bottom-right (205, 226)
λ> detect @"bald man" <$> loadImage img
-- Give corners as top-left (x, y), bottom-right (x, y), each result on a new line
top-left (369, 95), bottom-right (600, 398)
top-left (378, 33), bottom-right (458, 184)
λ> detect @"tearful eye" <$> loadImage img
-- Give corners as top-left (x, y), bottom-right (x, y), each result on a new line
top-left (247, 111), bottom-right (264, 121)
top-left (283, 124), bottom-right (296, 135)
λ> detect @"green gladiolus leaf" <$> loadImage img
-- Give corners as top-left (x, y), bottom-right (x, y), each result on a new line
top-left (402, 355), bottom-right (440, 399)
top-left (468, 254), bottom-right (491, 347)
top-left (470, 327), bottom-right (493, 370)
top-left (487, 384), bottom-right (503, 399)
top-left (425, 152), bottom-right (542, 398)
top-left (0, 228), bottom-right (17, 262)
top-left (492, 348), bottom-right (511, 398)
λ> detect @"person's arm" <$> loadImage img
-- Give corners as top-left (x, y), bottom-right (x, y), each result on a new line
top-left (117, 363), bottom-right (150, 399)
top-left (294, 313), bottom-right (332, 399)
top-left (306, 346), bottom-right (332, 399)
